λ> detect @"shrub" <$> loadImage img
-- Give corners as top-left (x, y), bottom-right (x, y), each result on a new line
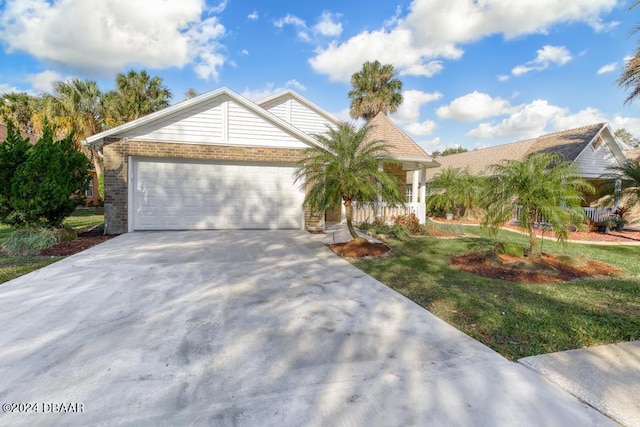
top-left (3, 125), bottom-right (89, 227)
top-left (493, 242), bottom-right (525, 258)
top-left (1, 228), bottom-right (58, 256)
top-left (393, 213), bottom-right (421, 235)
top-left (391, 223), bottom-right (409, 239)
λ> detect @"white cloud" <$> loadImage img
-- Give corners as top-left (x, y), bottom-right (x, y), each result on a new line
top-left (241, 80), bottom-right (308, 101)
top-left (497, 74), bottom-right (510, 82)
top-left (597, 62), bottom-right (617, 75)
top-left (310, 0), bottom-right (617, 82)
top-left (437, 91), bottom-right (512, 122)
top-left (240, 49), bottom-right (249, 55)
top-left (417, 136), bottom-right (442, 154)
top-left (399, 61), bottom-right (444, 77)
top-left (467, 99), bottom-right (567, 139)
top-left (247, 10), bottom-right (259, 21)
top-left (0, 0), bottom-right (228, 81)
top-left (285, 79), bottom-right (306, 92)
top-left (0, 83), bottom-right (20, 94)
top-left (313, 12), bottom-right (342, 38)
top-left (274, 14), bottom-right (310, 42)
top-left (394, 89), bottom-right (443, 123)
top-left (25, 70), bottom-right (63, 93)
top-left (511, 45), bottom-right (572, 76)
top-left (404, 120), bottom-right (437, 136)
top-left (612, 116), bottom-right (640, 137)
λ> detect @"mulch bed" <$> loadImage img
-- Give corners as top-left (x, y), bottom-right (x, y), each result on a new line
top-left (450, 252), bottom-right (621, 284)
top-left (329, 239), bottom-right (392, 258)
top-left (41, 228), bottom-right (116, 256)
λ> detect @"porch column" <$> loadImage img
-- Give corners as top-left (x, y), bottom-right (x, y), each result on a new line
top-left (419, 165), bottom-right (427, 202)
top-left (412, 167), bottom-right (419, 204)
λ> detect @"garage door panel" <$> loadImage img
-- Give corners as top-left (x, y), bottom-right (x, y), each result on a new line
top-left (132, 159), bottom-right (303, 230)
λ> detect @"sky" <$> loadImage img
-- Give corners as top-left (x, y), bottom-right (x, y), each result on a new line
top-left (1, 0), bottom-right (640, 153)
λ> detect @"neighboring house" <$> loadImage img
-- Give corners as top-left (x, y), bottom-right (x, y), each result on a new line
top-left (0, 123), bottom-right (102, 206)
top-left (416, 123), bottom-right (628, 220)
top-left (83, 88), bottom-right (436, 234)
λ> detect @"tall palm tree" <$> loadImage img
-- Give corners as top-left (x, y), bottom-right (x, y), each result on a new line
top-left (106, 69), bottom-right (172, 124)
top-left (348, 60), bottom-right (403, 121)
top-left (619, 1), bottom-right (640, 104)
top-left (295, 122), bottom-right (404, 240)
top-left (601, 158), bottom-right (640, 209)
top-left (482, 153), bottom-right (594, 259)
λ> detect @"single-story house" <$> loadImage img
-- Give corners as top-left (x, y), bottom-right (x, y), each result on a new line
top-left (83, 88), bottom-right (437, 234)
top-left (413, 123), bottom-right (628, 221)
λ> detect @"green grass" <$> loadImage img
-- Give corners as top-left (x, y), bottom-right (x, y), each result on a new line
top-left (0, 208), bottom-right (104, 285)
top-left (353, 224), bottom-right (640, 360)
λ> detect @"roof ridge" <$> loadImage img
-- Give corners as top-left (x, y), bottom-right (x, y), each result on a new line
top-left (535, 122), bottom-right (605, 139)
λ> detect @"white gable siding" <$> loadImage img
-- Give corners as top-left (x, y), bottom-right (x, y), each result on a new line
top-left (120, 97), bottom-right (225, 143)
top-left (262, 100), bottom-right (290, 122)
top-left (227, 101), bottom-right (307, 148)
top-left (290, 99), bottom-right (333, 136)
top-left (573, 137), bottom-right (621, 178)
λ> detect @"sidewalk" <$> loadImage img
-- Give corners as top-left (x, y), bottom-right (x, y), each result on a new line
top-left (520, 341), bottom-right (640, 426)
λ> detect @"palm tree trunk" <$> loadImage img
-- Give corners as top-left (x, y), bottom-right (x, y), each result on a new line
top-left (527, 209), bottom-right (542, 259)
top-left (344, 200), bottom-right (358, 240)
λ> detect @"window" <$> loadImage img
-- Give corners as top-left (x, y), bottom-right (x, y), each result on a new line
top-left (405, 185), bottom-right (413, 203)
top-left (85, 177), bottom-right (94, 198)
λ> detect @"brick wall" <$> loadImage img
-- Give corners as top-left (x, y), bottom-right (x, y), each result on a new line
top-left (103, 138), bottom-right (310, 234)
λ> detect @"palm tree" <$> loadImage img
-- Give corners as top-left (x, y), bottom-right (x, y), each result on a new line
top-left (38, 79), bottom-right (105, 177)
top-left (600, 158), bottom-right (640, 209)
top-left (482, 153), bottom-right (594, 259)
top-left (106, 69), bottom-right (172, 124)
top-left (619, 1), bottom-right (640, 104)
top-left (348, 60), bottom-right (403, 121)
top-left (426, 167), bottom-right (480, 218)
top-left (295, 122), bottom-right (404, 240)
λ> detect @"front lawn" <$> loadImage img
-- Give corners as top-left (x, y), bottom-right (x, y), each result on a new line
top-left (353, 224), bottom-right (640, 360)
top-left (0, 208), bottom-right (104, 285)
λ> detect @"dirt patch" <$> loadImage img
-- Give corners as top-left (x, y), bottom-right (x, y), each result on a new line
top-left (41, 227), bottom-right (116, 256)
top-left (329, 239), bottom-right (392, 258)
top-left (450, 251), bottom-right (621, 284)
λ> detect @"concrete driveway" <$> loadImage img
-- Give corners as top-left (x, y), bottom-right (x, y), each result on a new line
top-left (0, 231), bottom-right (613, 426)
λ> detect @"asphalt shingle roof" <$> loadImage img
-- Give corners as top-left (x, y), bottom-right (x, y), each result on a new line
top-left (366, 112), bottom-right (431, 161)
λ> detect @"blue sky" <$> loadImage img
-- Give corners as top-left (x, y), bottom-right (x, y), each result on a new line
top-left (0, 0), bottom-right (639, 153)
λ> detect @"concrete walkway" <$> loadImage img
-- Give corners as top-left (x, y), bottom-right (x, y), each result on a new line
top-left (0, 231), bottom-right (614, 426)
top-left (521, 341), bottom-right (640, 427)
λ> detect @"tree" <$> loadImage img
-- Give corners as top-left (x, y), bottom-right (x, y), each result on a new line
top-left (619, 1), bottom-right (640, 104)
top-left (0, 121), bottom-right (32, 223)
top-left (426, 167), bottom-right (480, 218)
top-left (295, 122), bottom-right (404, 239)
top-left (106, 69), bottom-right (172, 124)
top-left (184, 88), bottom-right (200, 100)
top-left (614, 128), bottom-right (639, 148)
top-left (348, 60), bottom-right (403, 121)
top-left (3, 125), bottom-right (89, 227)
top-left (431, 146), bottom-right (469, 158)
top-left (482, 153), bottom-right (594, 259)
top-left (600, 158), bottom-right (640, 210)
top-left (0, 92), bottom-right (40, 134)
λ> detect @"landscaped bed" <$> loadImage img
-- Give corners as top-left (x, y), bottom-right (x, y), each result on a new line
top-left (351, 223), bottom-right (640, 360)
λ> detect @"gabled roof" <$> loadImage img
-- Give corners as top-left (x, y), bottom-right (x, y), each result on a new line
top-left (256, 89), bottom-right (339, 125)
top-left (0, 123), bottom-right (38, 144)
top-left (427, 123), bottom-right (611, 178)
top-left (367, 112), bottom-right (437, 166)
top-left (82, 87), bottom-right (321, 148)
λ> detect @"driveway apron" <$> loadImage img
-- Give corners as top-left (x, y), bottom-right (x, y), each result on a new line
top-left (0, 231), bottom-right (614, 426)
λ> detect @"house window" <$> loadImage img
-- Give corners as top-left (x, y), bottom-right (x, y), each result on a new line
top-left (85, 177), bottom-right (94, 198)
top-left (592, 136), bottom-right (603, 150)
top-left (405, 185), bottom-right (413, 203)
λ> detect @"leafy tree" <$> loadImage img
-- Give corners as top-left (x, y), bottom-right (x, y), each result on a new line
top-left (0, 121), bottom-right (32, 223)
top-left (295, 122), bottom-right (404, 240)
top-left (348, 60), bottom-right (403, 121)
top-left (426, 167), bottom-right (480, 218)
top-left (7, 125), bottom-right (89, 227)
top-left (431, 146), bottom-right (469, 158)
top-left (482, 153), bottom-right (594, 259)
top-left (0, 92), bottom-right (40, 134)
top-left (184, 88), bottom-right (200, 100)
top-left (614, 128), bottom-right (639, 148)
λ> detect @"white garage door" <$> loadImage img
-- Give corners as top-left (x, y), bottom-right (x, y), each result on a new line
top-left (131, 158), bottom-right (305, 230)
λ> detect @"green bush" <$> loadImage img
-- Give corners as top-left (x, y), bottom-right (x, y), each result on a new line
top-left (391, 223), bottom-right (409, 239)
top-left (2, 125), bottom-right (89, 227)
top-left (0, 121), bottom-right (31, 222)
top-left (1, 228), bottom-right (58, 256)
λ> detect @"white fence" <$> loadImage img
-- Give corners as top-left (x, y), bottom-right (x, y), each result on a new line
top-left (352, 202), bottom-right (426, 225)
top-left (513, 206), bottom-right (614, 225)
